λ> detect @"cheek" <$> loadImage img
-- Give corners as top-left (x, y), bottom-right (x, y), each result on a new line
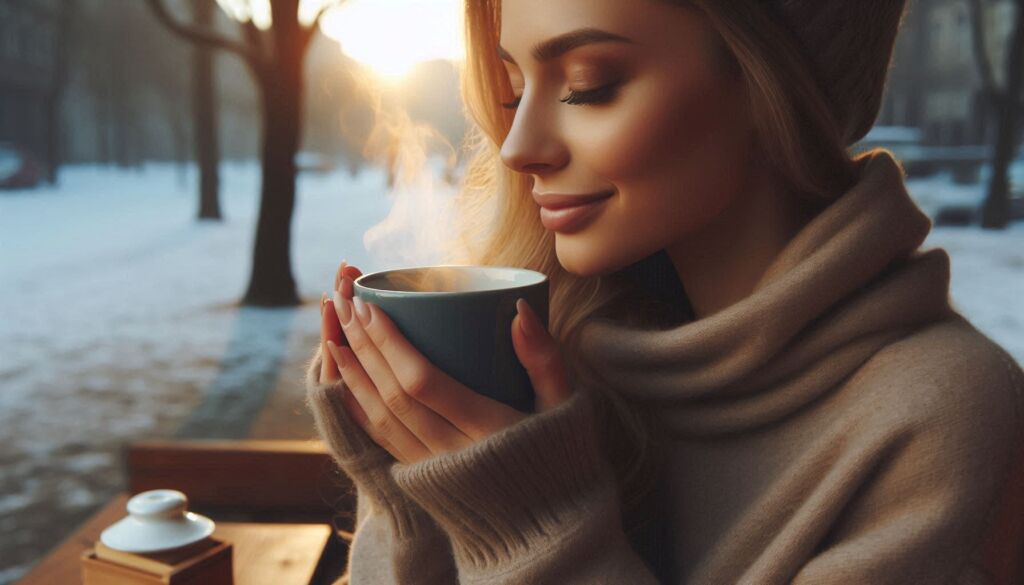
top-left (553, 71), bottom-right (753, 275)
top-left (586, 72), bottom-right (748, 181)
top-left (581, 71), bottom-right (753, 227)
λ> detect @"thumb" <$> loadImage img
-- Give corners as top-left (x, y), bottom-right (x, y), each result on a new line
top-left (512, 299), bottom-right (573, 412)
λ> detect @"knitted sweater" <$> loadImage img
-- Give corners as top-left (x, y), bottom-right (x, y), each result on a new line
top-left (306, 150), bottom-right (1024, 584)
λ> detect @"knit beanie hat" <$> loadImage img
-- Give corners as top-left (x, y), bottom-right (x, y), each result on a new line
top-left (769, 0), bottom-right (909, 145)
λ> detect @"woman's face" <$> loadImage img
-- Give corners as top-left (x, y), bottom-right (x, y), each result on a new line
top-left (499, 0), bottom-right (756, 277)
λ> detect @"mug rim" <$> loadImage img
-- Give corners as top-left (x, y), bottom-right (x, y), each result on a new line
top-left (354, 264), bottom-right (548, 297)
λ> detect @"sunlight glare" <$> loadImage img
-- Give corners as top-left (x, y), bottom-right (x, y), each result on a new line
top-left (320, 0), bottom-right (465, 82)
top-left (215, 0), bottom-right (339, 30)
top-left (215, 0), bottom-right (271, 29)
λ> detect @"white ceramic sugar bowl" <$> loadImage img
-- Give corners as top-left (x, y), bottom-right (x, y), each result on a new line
top-left (100, 489), bottom-right (215, 553)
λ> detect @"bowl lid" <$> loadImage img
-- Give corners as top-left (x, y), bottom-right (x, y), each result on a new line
top-left (100, 489), bottom-right (215, 553)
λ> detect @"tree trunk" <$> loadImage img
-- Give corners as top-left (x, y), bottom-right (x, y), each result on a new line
top-left (242, 58), bottom-right (303, 306)
top-left (191, 0), bottom-right (222, 220)
top-left (45, 0), bottom-right (73, 183)
top-left (981, 1), bottom-right (1024, 228)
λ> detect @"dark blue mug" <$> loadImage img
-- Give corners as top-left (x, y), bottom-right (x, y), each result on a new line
top-left (353, 265), bottom-right (549, 414)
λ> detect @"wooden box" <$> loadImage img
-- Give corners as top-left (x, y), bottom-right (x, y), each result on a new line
top-left (81, 537), bottom-right (233, 585)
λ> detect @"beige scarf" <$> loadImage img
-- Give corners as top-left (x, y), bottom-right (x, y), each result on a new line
top-left (578, 149), bottom-right (957, 437)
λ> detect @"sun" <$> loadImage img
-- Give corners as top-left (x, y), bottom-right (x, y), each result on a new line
top-left (319, 0), bottom-right (465, 82)
top-left (214, 0), bottom-right (465, 82)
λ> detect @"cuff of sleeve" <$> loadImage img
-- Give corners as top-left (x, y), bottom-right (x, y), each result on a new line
top-left (305, 346), bottom-right (439, 539)
top-left (390, 389), bottom-right (619, 569)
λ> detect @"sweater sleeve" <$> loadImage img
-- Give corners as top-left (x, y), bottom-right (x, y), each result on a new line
top-left (389, 389), bottom-right (660, 585)
top-left (305, 346), bottom-right (458, 584)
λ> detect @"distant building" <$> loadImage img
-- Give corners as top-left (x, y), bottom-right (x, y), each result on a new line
top-left (879, 0), bottom-right (1019, 147)
top-left (0, 0), bottom-right (62, 173)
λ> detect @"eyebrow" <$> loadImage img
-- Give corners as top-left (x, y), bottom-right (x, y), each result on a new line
top-left (497, 27), bottom-right (635, 65)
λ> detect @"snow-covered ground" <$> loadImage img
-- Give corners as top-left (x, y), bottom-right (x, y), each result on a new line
top-left (1, 162), bottom-right (1022, 583)
top-left (0, 161), bottom-right (441, 583)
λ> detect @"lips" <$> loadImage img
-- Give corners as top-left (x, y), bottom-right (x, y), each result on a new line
top-left (532, 190), bottom-right (615, 210)
top-left (536, 192), bottom-right (613, 232)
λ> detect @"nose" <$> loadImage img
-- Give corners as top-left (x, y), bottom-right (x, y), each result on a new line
top-left (499, 94), bottom-right (569, 175)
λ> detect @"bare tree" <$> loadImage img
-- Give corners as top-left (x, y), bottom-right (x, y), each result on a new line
top-left (968, 0), bottom-right (1024, 228)
top-left (147, 0), bottom-right (343, 306)
top-left (190, 0), bottom-right (222, 221)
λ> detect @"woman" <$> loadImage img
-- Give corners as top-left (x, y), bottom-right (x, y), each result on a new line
top-left (307, 0), bottom-right (1024, 583)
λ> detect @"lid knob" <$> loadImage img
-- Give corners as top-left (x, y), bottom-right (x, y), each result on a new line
top-left (126, 489), bottom-right (189, 521)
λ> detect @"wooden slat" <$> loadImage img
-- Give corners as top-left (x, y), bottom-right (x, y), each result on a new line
top-left (125, 440), bottom-right (354, 520)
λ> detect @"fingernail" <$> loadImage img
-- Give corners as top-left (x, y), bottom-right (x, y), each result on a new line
top-left (334, 290), bottom-right (352, 325)
top-left (353, 296), bottom-right (371, 326)
top-left (341, 275), bottom-right (352, 299)
top-left (336, 260), bottom-right (347, 290)
top-left (327, 340), bottom-right (347, 368)
top-left (516, 298), bottom-right (541, 340)
top-left (320, 292), bottom-right (327, 315)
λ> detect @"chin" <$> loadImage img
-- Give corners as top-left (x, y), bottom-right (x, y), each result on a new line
top-left (554, 236), bottom-right (616, 278)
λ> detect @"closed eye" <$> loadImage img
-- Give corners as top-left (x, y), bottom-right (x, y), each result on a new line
top-left (502, 82), bottom-right (620, 110)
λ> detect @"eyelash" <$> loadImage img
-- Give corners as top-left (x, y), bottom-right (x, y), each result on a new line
top-left (501, 83), bottom-right (619, 110)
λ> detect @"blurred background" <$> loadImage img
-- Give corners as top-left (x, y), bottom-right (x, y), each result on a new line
top-left (0, 0), bottom-right (1022, 582)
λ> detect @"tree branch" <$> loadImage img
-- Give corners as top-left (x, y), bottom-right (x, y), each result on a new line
top-left (147, 0), bottom-right (262, 66)
top-left (238, 17), bottom-right (265, 58)
top-left (311, 0), bottom-right (346, 31)
top-left (301, 0), bottom-right (347, 48)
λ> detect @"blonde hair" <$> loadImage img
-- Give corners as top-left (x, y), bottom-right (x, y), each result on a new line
top-left (449, 0), bottom-right (859, 530)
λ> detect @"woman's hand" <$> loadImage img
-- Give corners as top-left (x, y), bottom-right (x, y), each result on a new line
top-left (319, 260), bottom-right (370, 424)
top-left (323, 264), bottom-right (574, 465)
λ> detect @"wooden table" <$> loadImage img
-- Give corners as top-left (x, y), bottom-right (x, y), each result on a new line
top-left (18, 493), bottom-right (337, 585)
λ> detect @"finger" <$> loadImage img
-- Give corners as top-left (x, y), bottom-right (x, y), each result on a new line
top-left (340, 269), bottom-right (363, 300)
top-left (334, 262), bottom-right (363, 293)
top-left (512, 299), bottom-right (573, 412)
top-left (334, 259), bottom-right (348, 293)
top-left (337, 293), bottom-right (474, 452)
top-left (320, 295), bottom-right (339, 383)
top-left (326, 298), bottom-right (346, 347)
top-left (335, 376), bottom-right (407, 463)
top-left (321, 292), bottom-right (349, 382)
top-left (359, 299), bottom-right (524, 439)
top-left (327, 340), bottom-right (431, 463)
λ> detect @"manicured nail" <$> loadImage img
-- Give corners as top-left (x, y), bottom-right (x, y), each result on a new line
top-left (334, 290), bottom-right (352, 325)
top-left (327, 340), bottom-right (347, 368)
top-left (320, 292), bottom-right (327, 315)
top-left (353, 296), bottom-right (371, 326)
top-left (336, 259), bottom-right (348, 291)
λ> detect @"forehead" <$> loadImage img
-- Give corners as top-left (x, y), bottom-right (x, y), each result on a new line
top-left (499, 0), bottom-right (704, 59)
top-left (501, 0), bottom-right (634, 42)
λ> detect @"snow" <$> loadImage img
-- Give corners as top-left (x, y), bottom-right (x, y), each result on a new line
top-left (859, 125), bottom-right (923, 144)
top-left (0, 160), bottom-right (445, 582)
top-left (1, 162), bottom-right (1022, 582)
